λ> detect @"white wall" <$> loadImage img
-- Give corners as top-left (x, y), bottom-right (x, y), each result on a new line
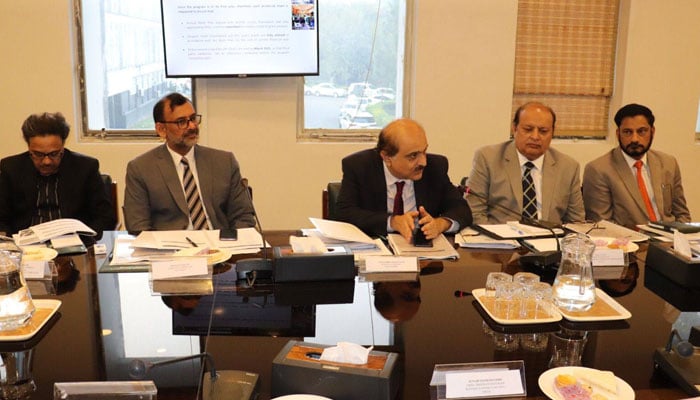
top-left (1, 0), bottom-right (699, 229)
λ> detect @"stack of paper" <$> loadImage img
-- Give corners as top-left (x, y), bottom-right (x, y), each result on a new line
top-left (477, 222), bottom-right (563, 239)
top-left (304, 218), bottom-right (391, 259)
top-left (131, 228), bottom-right (265, 255)
top-left (565, 220), bottom-right (649, 242)
top-left (387, 233), bottom-right (459, 260)
top-left (13, 218), bottom-right (95, 247)
top-left (455, 229), bottom-right (520, 249)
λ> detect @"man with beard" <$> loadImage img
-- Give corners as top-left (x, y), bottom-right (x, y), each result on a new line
top-left (0, 112), bottom-right (115, 238)
top-left (467, 102), bottom-right (585, 225)
top-left (124, 93), bottom-right (255, 234)
top-left (583, 103), bottom-right (691, 228)
top-left (335, 118), bottom-right (471, 241)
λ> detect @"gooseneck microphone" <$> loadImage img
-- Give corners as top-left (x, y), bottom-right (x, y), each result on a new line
top-left (236, 179), bottom-right (273, 282)
top-left (129, 352), bottom-right (217, 380)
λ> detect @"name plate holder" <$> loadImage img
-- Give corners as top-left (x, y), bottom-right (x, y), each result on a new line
top-left (430, 361), bottom-right (526, 399)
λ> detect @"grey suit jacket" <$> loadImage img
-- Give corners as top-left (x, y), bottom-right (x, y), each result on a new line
top-left (582, 147), bottom-right (691, 228)
top-left (124, 144), bottom-right (255, 234)
top-left (467, 141), bottom-right (585, 225)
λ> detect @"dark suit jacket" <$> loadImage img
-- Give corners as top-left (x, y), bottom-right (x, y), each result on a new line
top-left (124, 144), bottom-right (255, 234)
top-left (335, 149), bottom-right (471, 236)
top-left (0, 149), bottom-right (115, 238)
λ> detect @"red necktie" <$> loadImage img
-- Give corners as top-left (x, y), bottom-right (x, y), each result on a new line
top-left (634, 160), bottom-right (657, 222)
top-left (393, 181), bottom-right (405, 215)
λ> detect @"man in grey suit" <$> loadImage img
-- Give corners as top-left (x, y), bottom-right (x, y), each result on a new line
top-left (467, 102), bottom-right (585, 225)
top-left (124, 93), bottom-right (255, 234)
top-left (582, 103), bottom-right (691, 228)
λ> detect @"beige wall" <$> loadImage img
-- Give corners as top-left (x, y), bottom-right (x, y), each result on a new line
top-left (1, 0), bottom-right (699, 229)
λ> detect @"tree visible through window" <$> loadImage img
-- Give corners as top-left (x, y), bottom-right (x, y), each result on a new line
top-left (300, 0), bottom-right (410, 141)
top-left (76, 0), bottom-right (192, 138)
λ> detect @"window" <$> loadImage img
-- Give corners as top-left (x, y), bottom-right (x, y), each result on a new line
top-left (513, 0), bottom-right (619, 138)
top-left (75, 0), bottom-right (193, 139)
top-left (299, 0), bottom-right (411, 142)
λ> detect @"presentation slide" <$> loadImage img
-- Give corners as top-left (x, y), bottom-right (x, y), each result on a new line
top-left (161, 0), bottom-right (318, 77)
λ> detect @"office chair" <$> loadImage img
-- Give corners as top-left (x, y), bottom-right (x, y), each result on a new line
top-left (322, 182), bottom-right (341, 220)
top-left (101, 174), bottom-right (120, 229)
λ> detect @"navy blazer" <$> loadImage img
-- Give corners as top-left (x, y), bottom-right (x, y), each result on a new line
top-left (0, 149), bottom-right (115, 238)
top-left (335, 149), bottom-right (472, 236)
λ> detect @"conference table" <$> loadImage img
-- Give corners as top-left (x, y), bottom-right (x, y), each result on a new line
top-left (9, 230), bottom-right (693, 399)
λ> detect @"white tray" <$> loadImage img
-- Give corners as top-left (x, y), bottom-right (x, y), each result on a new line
top-left (0, 299), bottom-right (61, 341)
top-left (557, 288), bottom-right (632, 321)
top-left (473, 288), bottom-right (562, 325)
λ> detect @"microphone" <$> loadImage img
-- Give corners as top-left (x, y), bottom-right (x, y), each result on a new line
top-left (129, 352), bottom-right (260, 400)
top-left (462, 178), bottom-right (562, 271)
top-left (665, 329), bottom-right (695, 358)
top-left (236, 179), bottom-right (273, 283)
top-left (454, 290), bottom-right (472, 298)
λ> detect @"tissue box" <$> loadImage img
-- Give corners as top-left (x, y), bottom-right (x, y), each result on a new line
top-left (645, 242), bottom-right (700, 288)
top-left (273, 246), bottom-right (355, 282)
top-left (271, 340), bottom-right (400, 400)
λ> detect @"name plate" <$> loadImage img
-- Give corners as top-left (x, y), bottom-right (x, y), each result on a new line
top-left (151, 258), bottom-right (207, 280)
top-left (431, 361), bottom-right (526, 399)
top-left (446, 370), bottom-right (524, 398)
top-left (22, 260), bottom-right (50, 279)
top-left (593, 248), bottom-right (625, 266)
top-left (364, 256), bottom-right (418, 273)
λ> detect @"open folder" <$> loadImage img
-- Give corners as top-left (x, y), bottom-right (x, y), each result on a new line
top-left (477, 222), bottom-right (563, 240)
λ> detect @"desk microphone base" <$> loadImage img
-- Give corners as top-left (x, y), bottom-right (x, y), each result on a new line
top-left (653, 348), bottom-right (700, 396)
top-left (203, 370), bottom-right (260, 400)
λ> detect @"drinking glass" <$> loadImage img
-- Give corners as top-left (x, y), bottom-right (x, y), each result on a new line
top-left (485, 272), bottom-right (512, 297)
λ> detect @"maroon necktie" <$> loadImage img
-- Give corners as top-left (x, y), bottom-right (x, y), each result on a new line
top-left (392, 181), bottom-right (405, 215)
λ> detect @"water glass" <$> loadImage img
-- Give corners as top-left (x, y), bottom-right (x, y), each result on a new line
top-left (532, 282), bottom-right (553, 318)
top-left (485, 272), bottom-right (512, 296)
top-left (495, 281), bottom-right (520, 319)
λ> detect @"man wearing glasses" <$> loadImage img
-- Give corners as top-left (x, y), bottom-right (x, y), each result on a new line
top-left (124, 92), bottom-right (255, 234)
top-left (0, 112), bottom-right (115, 238)
top-left (583, 103), bottom-right (691, 228)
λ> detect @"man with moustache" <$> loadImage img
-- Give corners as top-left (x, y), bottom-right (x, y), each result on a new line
top-left (467, 102), bottom-right (585, 225)
top-left (124, 92), bottom-right (255, 234)
top-left (335, 118), bottom-right (471, 241)
top-left (582, 103), bottom-right (691, 228)
top-left (0, 112), bottom-right (115, 239)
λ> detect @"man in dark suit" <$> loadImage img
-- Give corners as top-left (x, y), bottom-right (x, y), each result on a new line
top-left (0, 112), bottom-right (115, 238)
top-left (124, 92), bottom-right (255, 234)
top-left (336, 118), bottom-right (471, 240)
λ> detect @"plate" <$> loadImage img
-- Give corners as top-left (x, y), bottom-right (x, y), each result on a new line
top-left (590, 237), bottom-right (639, 253)
top-left (557, 288), bottom-right (632, 321)
top-left (174, 248), bottom-right (232, 265)
top-left (538, 366), bottom-right (634, 400)
top-left (21, 247), bottom-right (58, 261)
top-left (272, 396), bottom-right (333, 400)
top-left (472, 288), bottom-right (562, 325)
top-left (0, 299), bottom-right (62, 341)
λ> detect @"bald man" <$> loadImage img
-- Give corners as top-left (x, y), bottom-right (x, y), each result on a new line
top-left (467, 102), bottom-right (585, 225)
top-left (335, 118), bottom-right (471, 241)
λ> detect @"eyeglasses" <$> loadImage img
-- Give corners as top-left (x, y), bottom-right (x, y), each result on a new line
top-left (159, 114), bottom-right (202, 129)
top-left (29, 150), bottom-right (64, 161)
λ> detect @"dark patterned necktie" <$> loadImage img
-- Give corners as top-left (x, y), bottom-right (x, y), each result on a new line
top-left (181, 157), bottom-right (208, 230)
top-left (522, 162), bottom-right (538, 220)
top-left (393, 181), bottom-right (405, 215)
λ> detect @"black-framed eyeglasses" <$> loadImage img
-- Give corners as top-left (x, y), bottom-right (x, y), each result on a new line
top-left (29, 150), bottom-right (64, 161)
top-left (158, 114), bottom-right (202, 129)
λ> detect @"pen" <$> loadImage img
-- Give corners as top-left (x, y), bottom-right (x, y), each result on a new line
top-left (186, 237), bottom-right (198, 247)
top-left (506, 222), bottom-right (525, 236)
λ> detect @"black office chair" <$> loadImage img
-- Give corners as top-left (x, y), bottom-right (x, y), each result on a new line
top-left (322, 182), bottom-right (341, 220)
top-left (101, 174), bottom-right (120, 229)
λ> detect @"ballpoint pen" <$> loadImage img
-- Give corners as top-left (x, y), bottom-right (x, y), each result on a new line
top-left (185, 237), bottom-right (198, 247)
